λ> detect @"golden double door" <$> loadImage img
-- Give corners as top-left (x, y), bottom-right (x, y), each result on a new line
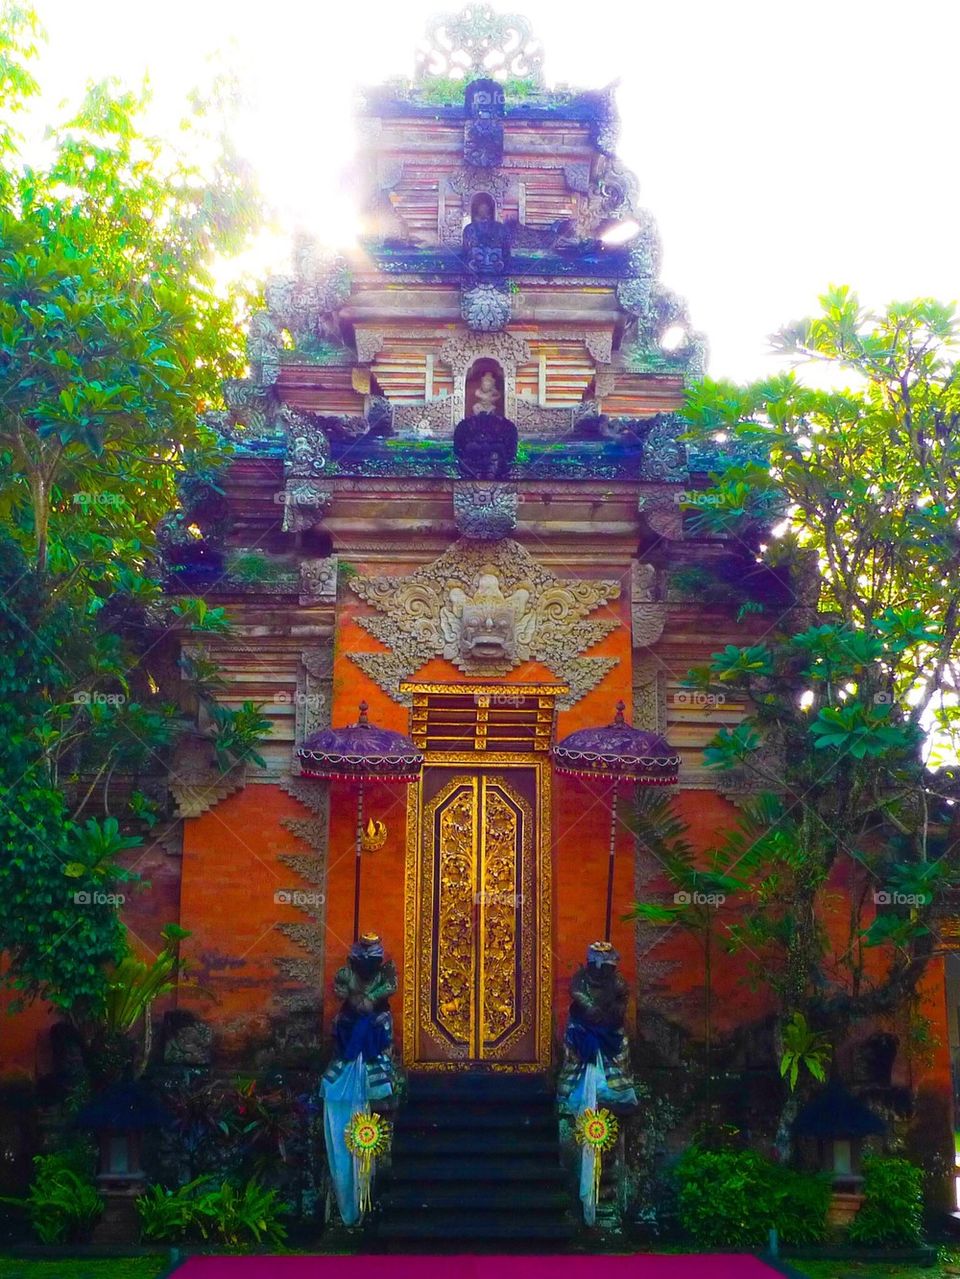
top-left (404, 759), bottom-right (552, 1069)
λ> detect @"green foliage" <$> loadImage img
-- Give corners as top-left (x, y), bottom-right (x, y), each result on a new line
top-left (674, 1147), bottom-right (830, 1247)
top-left (0, 534), bottom-right (130, 1011)
top-left (413, 75), bottom-right (541, 104)
top-left (206, 701), bottom-right (271, 771)
top-left (684, 287), bottom-right (960, 760)
top-left (848, 1156), bottom-right (924, 1246)
top-left (779, 1013), bottom-right (831, 1090)
top-left (1, 1150), bottom-right (103, 1244)
top-left (0, 9), bottom-right (266, 1009)
top-left (136, 1176), bottom-right (287, 1249)
top-left (809, 702), bottom-right (917, 758)
top-left (135, 1178), bottom-right (204, 1243)
top-left (226, 550), bottom-right (289, 585)
top-left (103, 924), bottom-right (189, 1037)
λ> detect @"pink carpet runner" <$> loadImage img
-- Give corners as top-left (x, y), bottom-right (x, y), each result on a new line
top-left (175, 1255), bottom-right (783, 1277)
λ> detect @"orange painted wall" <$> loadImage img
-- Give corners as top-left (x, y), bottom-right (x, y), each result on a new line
top-left (179, 785), bottom-right (329, 1059)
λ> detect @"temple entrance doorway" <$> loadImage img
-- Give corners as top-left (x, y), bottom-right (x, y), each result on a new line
top-left (400, 683), bottom-right (559, 1071)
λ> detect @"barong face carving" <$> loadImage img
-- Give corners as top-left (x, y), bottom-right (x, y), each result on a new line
top-left (444, 572), bottom-right (530, 666)
top-left (347, 539), bottom-right (621, 708)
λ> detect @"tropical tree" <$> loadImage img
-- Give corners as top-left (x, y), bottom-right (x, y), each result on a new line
top-left (0, 5), bottom-right (266, 1011)
top-left (630, 290), bottom-right (960, 1157)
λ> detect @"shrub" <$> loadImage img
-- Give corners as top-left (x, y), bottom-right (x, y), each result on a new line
top-left (136, 1177), bottom-right (205, 1243)
top-left (2, 1151), bottom-right (104, 1243)
top-left (675, 1147), bottom-right (831, 1248)
top-left (848, 1156), bottom-right (924, 1246)
top-left (137, 1176), bottom-right (287, 1249)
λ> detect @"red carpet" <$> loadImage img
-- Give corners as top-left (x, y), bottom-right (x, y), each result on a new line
top-left (174, 1256), bottom-right (784, 1277)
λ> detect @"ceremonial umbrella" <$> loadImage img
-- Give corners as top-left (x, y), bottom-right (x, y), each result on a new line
top-left (298, 701), bottom-right (423, 940)
top-left (553, 701), bottom-right (680, 941)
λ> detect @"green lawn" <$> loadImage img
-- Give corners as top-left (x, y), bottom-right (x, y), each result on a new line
top-left (0, 1260), bottom-right (167, 1279)
top-left (796, 1250), bottom-right (960, 1279)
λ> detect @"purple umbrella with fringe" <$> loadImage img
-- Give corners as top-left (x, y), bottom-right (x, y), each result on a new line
top-left (553, 700), bottom-right (680, 940)
top-left (298, 701), bottom-right (423, 939)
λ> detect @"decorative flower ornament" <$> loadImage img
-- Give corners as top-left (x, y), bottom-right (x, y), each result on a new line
top-left (345, 1109), bottom-right (392, 1214)
top-left (574, 1106), bottom-right (619, 1205)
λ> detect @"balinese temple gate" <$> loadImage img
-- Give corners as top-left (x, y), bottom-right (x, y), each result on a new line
top-left (154, 7), bottom-right (791, 1234)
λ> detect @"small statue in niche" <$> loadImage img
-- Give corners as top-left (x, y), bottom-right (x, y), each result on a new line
top-left (472, 371), bottom-right (501, 415)
top-left (557, 941), bottom-right (639, 1116)
top-left (462, 193), bottom-right (511, 279)
top-left (453, 412), bottom-right (518, 480)
top-left (319, 933), bottom-right (398, 1226)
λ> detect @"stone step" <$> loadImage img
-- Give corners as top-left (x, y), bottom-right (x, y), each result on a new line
top-left (405, 1073), bottom-right (554, 1104)
top-left (379, 1184), bottom-right (569, 1212)
top-left (392, 1128), bottom-right (558, 1158)
top-left (374, 1212), bottom-right (576, 1241)
top-left (384, 1155), bottom-right (567, 1184)
top-left (394, 1104), bottom-right (555, 1133)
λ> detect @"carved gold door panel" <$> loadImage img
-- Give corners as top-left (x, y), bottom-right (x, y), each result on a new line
top-left (404, 762), bottom-right (551, 1069)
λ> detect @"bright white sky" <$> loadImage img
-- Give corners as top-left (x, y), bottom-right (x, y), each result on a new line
top-left (30, 0), bottom-right (960, 382)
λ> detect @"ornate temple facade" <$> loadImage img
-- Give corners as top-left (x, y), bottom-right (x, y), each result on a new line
top-left (153, 10), bottom-right (779, 1074)
top-left (3, 14), bottom-right (954, 1200)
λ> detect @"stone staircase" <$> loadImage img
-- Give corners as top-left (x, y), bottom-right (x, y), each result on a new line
top-left (374, 1072), bottom-right (575, 1245)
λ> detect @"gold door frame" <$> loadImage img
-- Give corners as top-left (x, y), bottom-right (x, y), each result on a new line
top-left (403, 752), bottom-right (553, 1072)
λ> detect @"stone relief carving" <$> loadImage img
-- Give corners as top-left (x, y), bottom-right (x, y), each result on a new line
top-left (393, 400), bottom-right (454, 438)
top-left (513, 401), bottom-right (574, 438)
top-left (640, 413), bottom-right (688, 482)
top-left (449, 168), bottom-right (510, 202)
top-left (299, 556), bottom-right (338, 607)
top-left (590, 84), bottom-right (620, 157)
top-left (620, 274), bottom-right (709, 385)
top-left (348, 538), bottom-right (621, 708)
top-left (294, 646), bottom-right (334, 752)
top-left (415, 7), bottom-right (544, 84)
top-left (246, 236), bottom-right (351, 388)
top-left (453, 413), bottom-right (518, 479)
top-left (464, 77), bottom-right (504, 168)
top-left (632, 652), bottom-right (666, 735)
top-left (563, 163), bottom-right (592, 194)
top-left (276, 774), bottom-right (330, 1011)
top-left (444, 572), bottom-right (531, 667)
top-left (462, 282), bottom-right (512, 332)
top-left (594, 365), bottom-right (617, 399)
top-left (637, 486), bottom-right (685, 542)
top-left (631, 561), bottom-right (666, 648)
top-left (280, 407), bottom-right (333, 533)
top-left (438, 331), bottom-right (530, 420)
top-left (168, 709), bottom-right (247, 819)
top-left (355, 330), bottom-right (386, 364)
top-left (584, 331), bottom-right (614, 365)
top-left (453, 481), bottom-right (519, 539)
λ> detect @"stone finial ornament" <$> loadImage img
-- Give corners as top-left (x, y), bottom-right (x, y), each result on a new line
top-left (415, 6), bottom-right (544, 85)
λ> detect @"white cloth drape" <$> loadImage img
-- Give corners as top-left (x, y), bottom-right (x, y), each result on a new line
top-left (320, 1054), bottom-right (367, 1225)
top-left (569, 1054), bottom-right (602, 1226)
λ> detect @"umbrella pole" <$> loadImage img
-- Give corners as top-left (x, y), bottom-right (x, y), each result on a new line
top-left (604, 778), bottom-right (620, 942)
top-left (353, 778), bottom-right (365, 942)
